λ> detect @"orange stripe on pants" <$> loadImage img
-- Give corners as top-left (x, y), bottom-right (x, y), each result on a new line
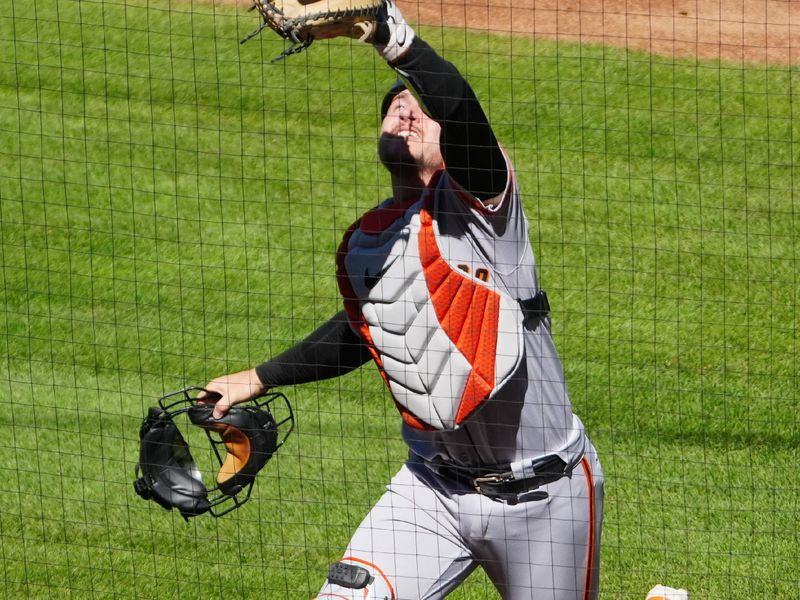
top-left (581, 457), bottom-right (597, 600)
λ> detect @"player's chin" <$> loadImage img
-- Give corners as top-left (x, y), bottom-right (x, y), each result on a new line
top-left (378, 133), bottom-right (417, 171)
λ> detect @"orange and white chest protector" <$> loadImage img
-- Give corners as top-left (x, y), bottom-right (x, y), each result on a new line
top-left (337, 174), bottom-right (525, 431)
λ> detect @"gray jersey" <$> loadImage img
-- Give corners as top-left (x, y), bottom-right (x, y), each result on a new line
top-left (337, 157), bottom-right (586, 471)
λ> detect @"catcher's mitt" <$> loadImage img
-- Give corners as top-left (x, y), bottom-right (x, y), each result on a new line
top-left (241, 0), bottom-right (383, 59)
top-left (133, 387), bottom-right (294, 520)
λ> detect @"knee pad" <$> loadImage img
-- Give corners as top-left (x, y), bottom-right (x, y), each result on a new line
top-left (314, 557), bottom-right (394, 600)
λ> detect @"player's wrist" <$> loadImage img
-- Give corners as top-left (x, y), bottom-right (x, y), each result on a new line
top-left (373, 0), bottom-right (415, 63)
top-left (254, 360), bottom-right (281, 391)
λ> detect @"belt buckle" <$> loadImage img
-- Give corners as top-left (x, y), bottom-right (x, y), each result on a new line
top-left (472, 472), bottom-right (514, 495)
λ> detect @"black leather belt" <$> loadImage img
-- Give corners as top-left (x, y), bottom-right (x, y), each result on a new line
top-left (433, 454), bottom-right (572, 505)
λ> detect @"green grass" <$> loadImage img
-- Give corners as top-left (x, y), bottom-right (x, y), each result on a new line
top-left (1, 0), bottom-right (798, 597)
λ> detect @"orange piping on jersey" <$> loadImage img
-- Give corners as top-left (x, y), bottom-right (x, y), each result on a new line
top-left (341, 556), bottom-right (396, 600)
top-left (581, 457), bottom-right (597, 600)
top-left (418, 202), bottom-right (500, 425)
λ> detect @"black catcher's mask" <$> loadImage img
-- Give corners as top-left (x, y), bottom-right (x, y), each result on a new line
top-left (133, 387), bottom-right (294, 520)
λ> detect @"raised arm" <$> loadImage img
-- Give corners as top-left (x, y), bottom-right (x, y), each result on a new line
top-left (374, 3), bottom-right (507, 202)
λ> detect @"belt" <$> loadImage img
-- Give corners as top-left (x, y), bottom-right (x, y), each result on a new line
top-left (433, 454), bottom-right (572, 505)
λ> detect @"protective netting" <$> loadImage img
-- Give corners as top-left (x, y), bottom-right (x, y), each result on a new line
top-left (1, 0), bottom-right (797, 598)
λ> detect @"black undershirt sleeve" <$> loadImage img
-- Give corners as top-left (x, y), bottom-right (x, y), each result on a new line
top-left (393, 37), bottom-right (507, 201)
top-left (255, 311), bottom-right (371, 388)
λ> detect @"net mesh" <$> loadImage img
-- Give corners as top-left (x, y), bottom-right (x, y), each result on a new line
top-left (0, 0), bottom-right (797, 597)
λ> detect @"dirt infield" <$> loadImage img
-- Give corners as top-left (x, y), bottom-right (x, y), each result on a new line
top-left (396, 0), bottom-right (797, 64)
top-left (223, 0), bottom-right (797, 64)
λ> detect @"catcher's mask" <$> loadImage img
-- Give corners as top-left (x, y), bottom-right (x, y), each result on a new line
top-left (133, 387), bottom-right (294, 520)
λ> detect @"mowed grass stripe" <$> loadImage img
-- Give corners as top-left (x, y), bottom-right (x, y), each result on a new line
top-left (0, 0), bottom-right (797, 597)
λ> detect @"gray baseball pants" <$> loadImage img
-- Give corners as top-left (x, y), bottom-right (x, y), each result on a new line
top-left (315, 445), bottom-right (603, 599)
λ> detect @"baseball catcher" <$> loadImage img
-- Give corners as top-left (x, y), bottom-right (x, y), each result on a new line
top-left (206, 1), bottom-right (605, 597)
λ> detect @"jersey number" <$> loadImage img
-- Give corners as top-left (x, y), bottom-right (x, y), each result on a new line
top-left (457, 264), bottom-right (490, 283)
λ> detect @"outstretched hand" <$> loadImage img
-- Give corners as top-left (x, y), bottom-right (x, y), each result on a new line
top-left (198, 368), bottom-right (266, 419)
top-left (373, 0), bottom-right (415, 63)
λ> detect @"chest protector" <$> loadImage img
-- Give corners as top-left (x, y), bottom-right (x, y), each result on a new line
top-left (337, 187), bottom-right (524, 431)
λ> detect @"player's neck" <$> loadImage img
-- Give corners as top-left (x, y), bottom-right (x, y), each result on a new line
top-left (390, 167), bottom-right (438, 204)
